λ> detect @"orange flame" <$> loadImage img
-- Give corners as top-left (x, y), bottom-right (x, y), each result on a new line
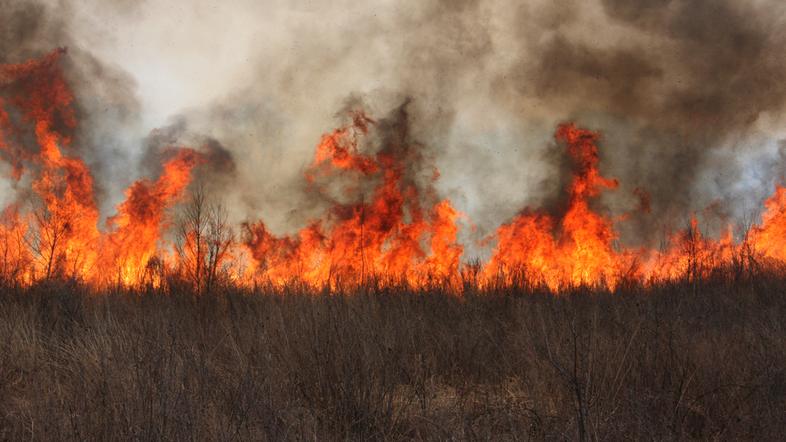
top-left (482, 124), bottom-right (631, 290)
top-left (102, 149), bottom-right (201, 285)
top-left (245, 116), bottom-right (463, 289)
top-left (0, 50), bottom-right (200, 286)
top-left (4, 50), bottom-right (786, 292)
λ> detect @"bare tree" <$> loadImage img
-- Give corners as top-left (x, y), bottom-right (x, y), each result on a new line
top-left (176, 188), bottom-right (206, 292)
top-left (205, 202), bottom-right (234, 293)
top-left (27, 205), bottom-right (73, 280)
top-left (176, 188), bottom-right (234, 294)
top-left (0, 213), bottom-right (31, 285)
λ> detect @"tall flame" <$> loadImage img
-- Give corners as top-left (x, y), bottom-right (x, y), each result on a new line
top-left (244, 116), bottom-right (463, 289)
top-left (0, 50), bottom-right (200, 286)
top-left (750, 186), bottom-right (786, 262)
top-left (5, 50), bottom-right (786, 292)
top-left (103, 149), bottom-right (201, 285)
top-left (482, 124), bottom-right (630, 290)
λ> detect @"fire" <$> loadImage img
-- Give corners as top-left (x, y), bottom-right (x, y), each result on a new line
top-left (4, 49), bottom-right (786, 292)
top-left (244, 114), bottom-right (463, 289)
top-left (481, 124), bottom-right (632, 290)
top-left (750, 186), bottom-right (786, 262)
top-left (103, 149), bottom-right (201, 285)
top-left (1, 49), bottom-right (100, 280)
top-left (480, 125), bottom-right (746, 290)
top-left (644, 218), bottom-right (736, 283)
top-left (0, 50), bottom-right (200, 286)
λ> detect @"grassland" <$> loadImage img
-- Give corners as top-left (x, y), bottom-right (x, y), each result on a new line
top-left (0, 272), bottom-right (784, 441)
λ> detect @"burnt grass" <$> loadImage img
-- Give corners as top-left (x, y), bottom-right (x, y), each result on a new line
top-left (0, 274), bottom-right (784, 441)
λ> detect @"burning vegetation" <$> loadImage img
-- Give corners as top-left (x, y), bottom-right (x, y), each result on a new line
top-left (3, 50), bottom-right (786, 294)
top-left (4, 0), bottom-right (786, 439)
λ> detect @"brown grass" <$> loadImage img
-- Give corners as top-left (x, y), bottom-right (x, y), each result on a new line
top-left (0, 274), bottom-right (784, 440)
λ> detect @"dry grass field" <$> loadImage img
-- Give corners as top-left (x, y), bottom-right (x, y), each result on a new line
top-left (0, 271), bottom-right (784, 441)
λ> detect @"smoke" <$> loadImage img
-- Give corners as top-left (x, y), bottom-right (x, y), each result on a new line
top-left (0, 0), bottom-right (143, 219)
top-left (4, 0), bottom-right (786, 254)
top-left (510, 0), bottom-right (786, 242)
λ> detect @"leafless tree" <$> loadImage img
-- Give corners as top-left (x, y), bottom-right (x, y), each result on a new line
top-left (26, 205), bottom-right (73, 280)
top-left (176, 187), bottom-right (234, 293)
top-left (176, 189), bottom-right (206, 292)
top-left (0, 214), bottom-right (31, 284)
top-left (205, 202), bottom-right (234, 293)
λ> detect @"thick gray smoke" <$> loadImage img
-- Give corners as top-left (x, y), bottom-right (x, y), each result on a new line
top-left (4, 0), bottom-right (786, 254)
top-left (513, 0), bottom-right (786, 242)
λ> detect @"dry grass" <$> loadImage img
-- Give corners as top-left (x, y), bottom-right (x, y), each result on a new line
top-left (0, 274), bottom-right (784, 441)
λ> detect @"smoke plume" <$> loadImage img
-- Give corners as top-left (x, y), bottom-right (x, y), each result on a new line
top-left (4, 0), bottom-right (786, 256)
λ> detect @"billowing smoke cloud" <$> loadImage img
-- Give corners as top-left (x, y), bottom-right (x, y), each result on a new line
top-left (4, 0), bottom-right (786, 255)
top-left (510, 0), bottom-right (786, 242)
